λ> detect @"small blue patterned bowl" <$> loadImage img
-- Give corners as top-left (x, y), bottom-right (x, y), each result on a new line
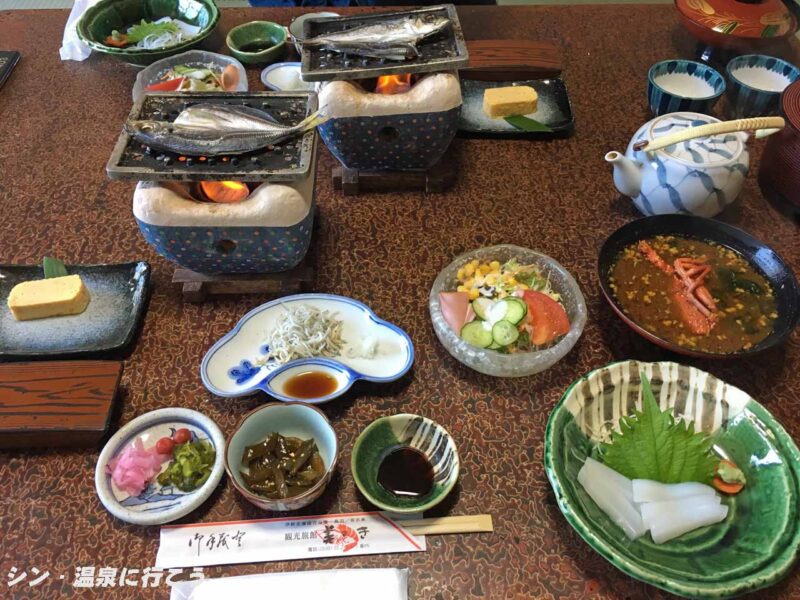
top-left (727, 55), bottom-right (800, 118)
top-left (647, 60), bottom-right (725, 116)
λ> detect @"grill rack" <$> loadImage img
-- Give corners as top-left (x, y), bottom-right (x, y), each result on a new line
top-left (107, 92), bottom-right (318, 182)
top-left (300, 4), bottom-right (469, 82)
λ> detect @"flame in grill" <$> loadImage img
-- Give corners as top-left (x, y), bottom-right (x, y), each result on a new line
top-left (375, 74), bottom-right (413, 95)
top-left (199, 181), bottom-right (249, 204)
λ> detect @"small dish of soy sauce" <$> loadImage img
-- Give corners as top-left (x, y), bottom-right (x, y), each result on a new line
top-left (351, 414), bottom-right (460, 513)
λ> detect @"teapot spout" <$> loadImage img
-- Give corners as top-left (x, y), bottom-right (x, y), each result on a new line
top-left (605, 151), bottom-right (642, 199)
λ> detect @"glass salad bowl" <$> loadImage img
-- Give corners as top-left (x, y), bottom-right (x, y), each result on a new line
top-left (545, 360), bottom-right (800, 598)
top-left (429, 245), bottom-right (587, 377)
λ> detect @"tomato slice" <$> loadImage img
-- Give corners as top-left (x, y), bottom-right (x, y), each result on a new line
top-left (522, 290), bottom-right (570, 345)
top-left (145, 77), bottom-right (186, 92)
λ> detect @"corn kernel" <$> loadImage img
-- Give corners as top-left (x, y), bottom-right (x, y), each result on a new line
top-left (464, 278), bottom-right (475, 288)
top-left (457, 285), bottom-right (468, 293)
top-left (470, 259), bottom-right (479, 267)
top-left (518, 284), bottom-right (528, 290)
top-left (456, 268), bottom-right (465, 280)
top-left (485, 274), bottom-right (498, 285)
top-left (464, 263), bottom-right (476, 276)
top-left (490, 261), bottom-right (501, 270)
top-left (469, 288), bottom-right (480, 300)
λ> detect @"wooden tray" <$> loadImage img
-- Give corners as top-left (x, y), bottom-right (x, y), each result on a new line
top-left (461, 40), bottom-right (562, 81)
top-left (0, 361), bottom-right (123, 449)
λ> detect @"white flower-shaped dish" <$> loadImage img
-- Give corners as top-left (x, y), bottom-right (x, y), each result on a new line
top-left (201, 294), bottom-right (414, 403)
top-left (95, 408), bottom-right (225, 526)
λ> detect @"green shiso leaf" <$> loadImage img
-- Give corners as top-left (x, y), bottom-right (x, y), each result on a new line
top-left (42, 257), bottom-right (68, 279)
top-left (600, 373), bottom-right (718, 484)
top-left (504, 115), bottom-right (553, 133)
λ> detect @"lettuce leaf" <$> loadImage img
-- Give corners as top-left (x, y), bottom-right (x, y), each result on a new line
top-left (126, 19), bottom-right (179, 43)
top-left (600, 374), bottom-right (718, 484)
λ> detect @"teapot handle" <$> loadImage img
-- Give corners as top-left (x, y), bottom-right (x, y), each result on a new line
top-left (633, 117), bottom-right (785, 152)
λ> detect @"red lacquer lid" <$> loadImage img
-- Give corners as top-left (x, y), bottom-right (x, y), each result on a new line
top-left (781, 80), bottom-right (800, 131)
top-left (675, 0), bottom-right (796, 40)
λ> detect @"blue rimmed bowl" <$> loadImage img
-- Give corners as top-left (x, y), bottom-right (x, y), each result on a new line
top-left (648, 59), bottom-right (726, 116)
top-left (200, 294), bottom-right (414, 403)
top-left (94, 408), bottom-right (225, 526)
top-left (727, 55), bottom-right (800, 118)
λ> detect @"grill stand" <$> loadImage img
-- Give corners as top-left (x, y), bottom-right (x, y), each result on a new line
top-left (331, 148), bottom-right (457, 196)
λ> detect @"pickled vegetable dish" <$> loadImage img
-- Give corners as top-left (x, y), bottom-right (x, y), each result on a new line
top-left (609, 236), bottom-right (777, 353)
top-left (240, 433), bottom-right (325, 499)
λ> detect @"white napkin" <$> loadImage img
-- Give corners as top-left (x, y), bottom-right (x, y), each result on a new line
top-left (60, 0), bottom-right (102, 61)
top-left (169, 568), bottom-right (409, 600)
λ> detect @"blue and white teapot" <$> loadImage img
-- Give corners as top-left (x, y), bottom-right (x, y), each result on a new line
top-left (605, 112), bottom-right (750, 218)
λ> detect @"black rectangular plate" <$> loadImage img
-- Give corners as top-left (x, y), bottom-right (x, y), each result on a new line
top-left (300, 5), bottom-right (469, 82)
top-left (0, 51), bottom-right (20, 91)
top-left (107, 92), bottom-right (317, 182)
top-left (0, 262), bottom-right (150, 360)
top-left (457, 78), bottom-right (575, 139)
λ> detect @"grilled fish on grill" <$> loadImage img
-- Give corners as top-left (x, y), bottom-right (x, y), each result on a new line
top-left (125, 103), bottom-right (326, 156)
top-left (301, 16), bottom-right (450, 61)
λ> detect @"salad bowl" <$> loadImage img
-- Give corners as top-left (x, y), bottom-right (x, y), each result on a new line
top-left (201, 294), bottom-right (414, 403)
top-left (95, 408), bottom-right (225, 526)
top-left (545, 360), bottom-right (800, 598)
top-left (429, 245), bottom-right (587, 378)
top-left (77, 0), bottom-right (220, 66)
top-left (132, 50), bottom-right (247, 102)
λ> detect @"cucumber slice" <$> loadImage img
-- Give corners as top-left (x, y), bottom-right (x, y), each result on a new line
top-left (492, 320), bottom-right (520, 346)
top-left (472, 297), bottom-right (494, 321)
top-left (499, 298), bottom-right (527, 325)
top-left (461, 320), bottom-right (493, 348)
top-left (488, 340), bottom-right (504, 350)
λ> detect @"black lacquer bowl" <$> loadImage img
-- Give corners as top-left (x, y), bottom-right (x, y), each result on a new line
top-left (598, 215), bottom-right (800, 359)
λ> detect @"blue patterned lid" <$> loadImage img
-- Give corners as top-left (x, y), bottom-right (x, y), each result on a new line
top-left (646, 113), bottom-right (744, 166)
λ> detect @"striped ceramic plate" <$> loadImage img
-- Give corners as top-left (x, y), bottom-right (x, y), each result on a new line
top-left (545, 360), bottom-right (800, 598)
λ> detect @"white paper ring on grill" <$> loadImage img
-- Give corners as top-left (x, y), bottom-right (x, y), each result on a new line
top-left (133, 182), bottom-right (311, 228)
top-left (318, 72), bottom-right (462, 118)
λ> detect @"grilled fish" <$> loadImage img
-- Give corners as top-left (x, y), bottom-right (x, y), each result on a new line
top-left (301, 16), bottom-right (450, 61)
top-left (125, 104), bottom-right (326, 156)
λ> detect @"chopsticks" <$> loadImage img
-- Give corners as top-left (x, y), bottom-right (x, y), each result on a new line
top-left (398, 514), bottom-right (493, 536)
top-left (633, 116), bottom-right (785, 153)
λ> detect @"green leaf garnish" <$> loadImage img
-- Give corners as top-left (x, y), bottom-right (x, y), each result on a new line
top-left (42, 257), bottom-right (68, 279)
top-left (126, 19), bottom-right (179, 43)
top-left (600, 374), bottom-right (718, 484)
top-left (504, 115), bottom-right (553, 133)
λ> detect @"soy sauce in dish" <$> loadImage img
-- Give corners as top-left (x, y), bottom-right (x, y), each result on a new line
top-left (283, 371), bottom-right (338, 399)
top-left (377, 447), bottom-right (434, 498)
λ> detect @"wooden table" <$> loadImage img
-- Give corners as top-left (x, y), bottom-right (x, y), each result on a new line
top-left (0, 6), bottom-right (798, 599)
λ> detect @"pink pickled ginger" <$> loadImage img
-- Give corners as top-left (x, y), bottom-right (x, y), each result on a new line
top-left (106, 438), bottom-right (171, 497)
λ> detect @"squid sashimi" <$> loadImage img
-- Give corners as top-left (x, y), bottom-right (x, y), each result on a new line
top-left (632, 479), bottom-right (717, 503)
top-left (578, 458), bottom-right (646, 540)
top-left (639, 495), bottom-right (722, 532)
top-left (581, 455), bottom-right (635, 503)
top-left (647, 502), bottom-right (729, 544)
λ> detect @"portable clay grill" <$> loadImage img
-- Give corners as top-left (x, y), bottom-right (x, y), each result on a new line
top-left (106, 91), bottom-right (318, 302)
top-left (300, 5), bottom-right (469, 195)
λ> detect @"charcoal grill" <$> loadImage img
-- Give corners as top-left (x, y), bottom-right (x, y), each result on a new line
top-left (300, 5), bottom-right (468, 178)
top-left (107, 92), bottom-right (319, 275)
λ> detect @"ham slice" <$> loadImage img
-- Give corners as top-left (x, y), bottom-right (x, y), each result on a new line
top-left (439, 291), bottom-right (474, 334)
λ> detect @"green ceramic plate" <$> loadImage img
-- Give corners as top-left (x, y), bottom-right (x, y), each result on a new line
top-left (545, 360), bottom-right (800, 599)
top-left (352, 414), bottom-right (459, 514)
top-left (77, 0), bottom-right (219, 66)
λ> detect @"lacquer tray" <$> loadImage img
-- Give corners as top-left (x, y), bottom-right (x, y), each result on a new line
top-left (201, 294), bottom-right (414, 403)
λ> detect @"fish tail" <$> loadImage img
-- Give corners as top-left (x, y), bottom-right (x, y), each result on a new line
top-left (294, 110), bottom-right (330, 132)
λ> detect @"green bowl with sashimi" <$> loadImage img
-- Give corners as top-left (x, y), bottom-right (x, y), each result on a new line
top-left (352, 414), bottom-right (460, 514)
top-left (544, 360), bottom-right (800, 599)
top-left (77, 0), bottom-right (219, 66)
